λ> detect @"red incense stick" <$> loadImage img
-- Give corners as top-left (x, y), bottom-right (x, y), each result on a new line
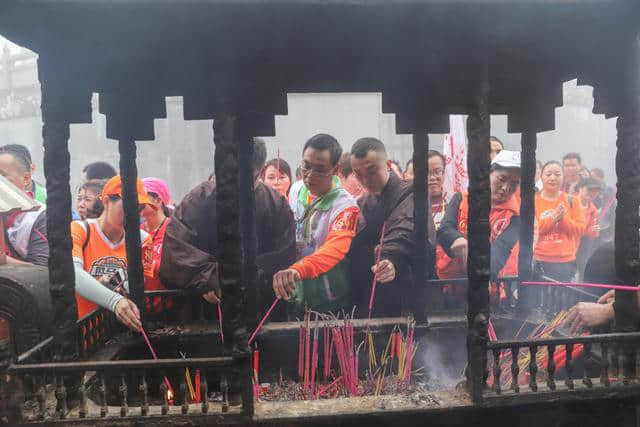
top-left (140, 328), bottom-right (175, 397)
top-left (299, 323), bottom-right (305, 381)
top-left (217, 303), bottom-right (225, 344)
top-left (522, 281), bottom-right (639, 292)
top-left (310, 319), bottom-right (319, 399)
top-left (248, 298), bottom-right (279, 345)
top-left (368, 222), bottom-right (387, 318)
top-left (304, 312), bottom-right (311, 395)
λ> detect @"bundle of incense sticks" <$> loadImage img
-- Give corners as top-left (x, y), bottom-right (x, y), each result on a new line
top-left (323, 324), bottom-right (331, 380)
top-left (488, 311), bottom-right (571, 387)
top-left (331, 317), bottom-right (359, 396)
top-left (310, 318), bottom-right (319, 399)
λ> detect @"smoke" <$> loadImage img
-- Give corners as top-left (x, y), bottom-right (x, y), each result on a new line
top-left (417, 330), bottom-right (467, 391)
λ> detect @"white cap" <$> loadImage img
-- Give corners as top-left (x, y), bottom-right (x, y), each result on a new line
top-left (491, 150), bottom-right (521, 169)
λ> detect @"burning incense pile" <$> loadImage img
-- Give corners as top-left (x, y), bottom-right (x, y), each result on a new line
top-left (487, 311), bottom-right (586, 387)
top-left (257, 310), bottom-right (421, 401)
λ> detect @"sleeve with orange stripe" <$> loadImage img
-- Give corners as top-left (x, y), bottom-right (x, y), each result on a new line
top-left (289, 207), bottom-right (359, 280)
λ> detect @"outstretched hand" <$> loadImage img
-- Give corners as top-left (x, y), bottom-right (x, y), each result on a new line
top-left (114, 298), bottom-right (142, 332)
top-left (273, 269), bottom-right (300, 300)
top-left (564, 302), bottom-right (614, 334)
top-left (371, 259), bottom-right (396, 284)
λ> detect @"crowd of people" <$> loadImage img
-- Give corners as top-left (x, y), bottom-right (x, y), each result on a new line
top-left (0, 135), bottom-right (623, 335)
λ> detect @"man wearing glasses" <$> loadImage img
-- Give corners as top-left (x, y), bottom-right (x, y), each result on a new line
top-left (427, 150), bottom-right (448, 230)
top-left (272, 134), bottom-right (359, 314)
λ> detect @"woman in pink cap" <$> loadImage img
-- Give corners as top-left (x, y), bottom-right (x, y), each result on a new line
top-left (141, 177), bottom-right (173, 312)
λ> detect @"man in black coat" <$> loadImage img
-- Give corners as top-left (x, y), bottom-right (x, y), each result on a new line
top-left (348, 137), bottom-right (436, 317)
top-left (159, 139), bottom-right (296, 322)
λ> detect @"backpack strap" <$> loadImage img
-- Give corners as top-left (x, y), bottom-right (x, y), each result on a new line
top-left (82, 220), bottom-right (91, 252)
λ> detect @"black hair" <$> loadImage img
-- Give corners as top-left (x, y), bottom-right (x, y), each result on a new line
top-left (0, 144), bottom-right (32, 172)
top-left (562, 152), bottom-right (582, 164)
top-left (427, 150), bottom-right (446, 166)
top-left (338, 153), bottom-right (353, 177)
top-left (79, 179), bottom-right (107, 218)
top-left (83, 162), bottom-right (117, 180)
top-left (303, 134), bottom-right (342, 166)
top-left (591, 167), bottom-right (605, 179)
top-left (350, 137), bottom-right (386, 159)
top-left (490, 136), bottom-right (504, 149)
top-left (576, 177), bottom-right (603, 191)
top-left (405, 158), bottom-right (413, 171)
top-left (542, 160), bottom-right (562, 173)
top-left (253, 138), bottom-right (267, 171)
top-left (263, 158), bottom-right (292, 184)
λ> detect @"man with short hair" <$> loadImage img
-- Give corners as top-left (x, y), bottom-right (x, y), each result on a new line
top-left (348, 137), bottom-right (435, 316)
top-left (561, 152), bottom-right (582, 194)
top-left (160, 138), bottom-right (296, 321)
top-left (337, 152), bottom-right (365, 199)
top-left (83, 161), bottom-right (117, 181)
top-left (0, 148), bottom-right (48, 265)
top-left (490, 136), bottom-right (504, 160)
top-left (0, 144), bottom-right (46, 203)
top-left (589, 167), bottom-right (615, 243)
top-left (272, 134), bottom-right (358, 313)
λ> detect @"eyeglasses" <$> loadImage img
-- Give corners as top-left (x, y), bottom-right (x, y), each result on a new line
top-left (300, 165), bottom-right (333, 178)
top-left (428, 169), bottom-right (444, 178)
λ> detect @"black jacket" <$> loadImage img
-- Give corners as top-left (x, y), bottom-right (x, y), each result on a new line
top-left (349, 173), bottom-right (436, 317)
top-left (159, 180), bottom-right (296, 318)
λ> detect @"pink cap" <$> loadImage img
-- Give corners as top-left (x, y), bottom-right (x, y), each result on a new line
top-left (142, 177), bottom-right (171, 207)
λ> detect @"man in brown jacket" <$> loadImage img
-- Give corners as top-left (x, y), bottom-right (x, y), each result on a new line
top-left (159, 139), bottom-right (296, 322)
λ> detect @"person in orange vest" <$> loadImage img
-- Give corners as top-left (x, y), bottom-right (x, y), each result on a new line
top-left (534, 161), bottom-right (586, 283)
top-left (436, 150), bottom-right (522, 304)
top-left (70, 175), bottom-right (157, 331)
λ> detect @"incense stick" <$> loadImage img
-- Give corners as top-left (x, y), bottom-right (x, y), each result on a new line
top-left (368, 222), bottom-right (387, 318)
top-left (248, 298), bottom-right (279, 345)
top-left (522, 281), bottom-right (639, 292)
top-left (140, 328), bottom-right (175, 397)
top-left (217, 303), bottom-right (225, 344)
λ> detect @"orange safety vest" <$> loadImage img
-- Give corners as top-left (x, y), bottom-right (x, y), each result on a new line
top-left (436, 193), bottom-right (520, 299)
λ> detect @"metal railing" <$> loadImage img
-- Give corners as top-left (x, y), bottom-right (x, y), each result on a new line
top-left (3, 289), bottom-right (250, 424)
top-left (482, 332), bottom-right (640, 403)
top-left (8, 355), bottom-right (249, 422)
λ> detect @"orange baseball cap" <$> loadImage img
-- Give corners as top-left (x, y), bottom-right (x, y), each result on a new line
top-left (101, 175), bottom-right (154, 207)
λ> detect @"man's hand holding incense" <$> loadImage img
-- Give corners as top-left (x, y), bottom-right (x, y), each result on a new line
top-left (565, 302), bottom-right (614, 334)
top-left (597, 289), bottom-right (615, 305)
top-left (202, 289), bottom-right (221, 305)
top-left (115, 298), bottom-right (142, 332)
top-left (273, 269), bottom-right (300, 300)
top-left (371, 259), bottom-right (396, 284)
